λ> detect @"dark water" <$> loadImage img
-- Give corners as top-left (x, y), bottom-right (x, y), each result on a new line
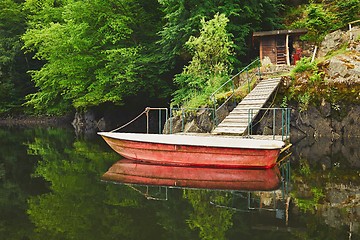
top-left (0, 126), bottom-right (359, 240)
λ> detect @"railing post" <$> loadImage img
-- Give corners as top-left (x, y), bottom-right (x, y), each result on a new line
top-left (247, 109), bottom-right (250, 136)
top-left (247, 71), bottom-right (250, 93)
top-left (181, 108), bottom-right (185, 132)
top-left (231, 81), bottom-right (236, 107)
top-left (165, 108), bottom-right (168, 134)
top-left (273, 109), bottom-right (276, 140)
top-left (211, 108), bottom-right (216, 128)
top-left (158, 110), bottom-right (161, 134)
top-left (281, 108), bottom-right (284, 141)
top-left (169, 108), bottom-right (173, 134)
top-left (146, 108), bottom-right (149, 134)
top-left (257, 58), bottom-right (261, 80)
top-left (213, 96), bottom-right (218, 126)
top-left (287, 108), bottom-right (291, 139)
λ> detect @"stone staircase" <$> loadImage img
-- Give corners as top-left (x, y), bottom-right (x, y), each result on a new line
top-left (212, 77), bottom-right (282, 135)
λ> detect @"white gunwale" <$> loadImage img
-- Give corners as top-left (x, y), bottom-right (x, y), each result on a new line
top-left (98, 132), bottom-right (285, 150)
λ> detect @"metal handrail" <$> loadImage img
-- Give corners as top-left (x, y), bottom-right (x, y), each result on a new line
top-left (209, 58), bottom-right (261, 125)
top-left (246, 108), bottom-right (291, 141)
top-left (144, 107), bottom-right (168, 134)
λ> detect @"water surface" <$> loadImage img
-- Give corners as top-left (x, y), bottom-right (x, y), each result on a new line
top-left (0, 126), bottom-right (359, 239)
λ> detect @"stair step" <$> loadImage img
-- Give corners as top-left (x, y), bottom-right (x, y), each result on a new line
top-left (226, 114), bottom-right (257, 118)
top-left (246, 92), bottom-right (273, 95)
top-left (257, 79), bottom-right (281, 83)
top-left (212, 128), bottom-right (248, 134)
top-left (242, 96), bottom-right (269, 100)
top-left (230, 110), bottom-right (255, 113)
top-left (235, 105), bottom-right (263, 109)
top-left (245, 94), bottom-right (272, 98)
top-left (254, 83), bottom-right (279, 90)
top-left (240, 100), bottom-right (269, 104)
top-left (256, 80), bottom-right (281, 84)
top-left (217, 124), bottom-right (249, 128)
top-left (219, 119), bottom-right (250, 125)
top-left (254, 87), bottom-right (279, 90)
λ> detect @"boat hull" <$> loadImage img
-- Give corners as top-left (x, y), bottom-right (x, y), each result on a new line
top-left (102, 159), bottom-right (281, 191)
top-left (100, 133), bottom-right (282, 169)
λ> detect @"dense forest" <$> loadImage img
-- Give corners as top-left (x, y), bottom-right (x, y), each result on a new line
top-left (0, 0), bottom-right (359, 117)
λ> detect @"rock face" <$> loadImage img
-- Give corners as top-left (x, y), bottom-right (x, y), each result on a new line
top-left (316, 26), bottom-right (360, 84)
top-left (163, 103), bottom-right (235, 134)
top-left (290, 104), bottom-right (360, 139)
top-left (318, 29), bottom-right (349, 58)
top-left (321, 183), bottom-right (360, 234)
top-left (72, 109), bottom-right (104, 136)
top-left (323, 51), bottom-right (360, 84)
top-left (163, 108), bottom-right (217, 134)
top-left (318, 26), bottom-right (360, 57)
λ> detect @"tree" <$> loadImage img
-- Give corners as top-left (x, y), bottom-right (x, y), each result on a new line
top-left (158, 0), bottom-right (284, 70)
top-left (171, 13), bottom-right (234, 107)
top-left (22, 0), bottom-right (170, 115)
top-left (290, 0), bottom-right (360, 44)
top-left (291, 3), bottom-right (339, 44)
top-left (0, 0), bottom-right (31, 115)
top-left (333, 0), bottom-right (360, 26)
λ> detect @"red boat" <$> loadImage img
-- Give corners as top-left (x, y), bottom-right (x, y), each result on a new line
top-left (98, 132), bottom-right (285, 169)
top-left (102, 159), bottom-right (281, 191)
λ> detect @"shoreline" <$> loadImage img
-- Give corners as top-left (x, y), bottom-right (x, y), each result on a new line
top-left (0, 114), bottom-right (73, 127)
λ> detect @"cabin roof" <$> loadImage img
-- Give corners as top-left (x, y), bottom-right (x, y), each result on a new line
top-left (253, 29), bottom-right (307, 38)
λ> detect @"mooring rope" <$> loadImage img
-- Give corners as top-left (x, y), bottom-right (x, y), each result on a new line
top-left (110, 108), bottom-right (150, 132)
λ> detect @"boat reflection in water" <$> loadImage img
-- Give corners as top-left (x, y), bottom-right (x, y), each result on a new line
top-left (102, 159), bottom-right (282, 191)
top-left (102, 159), bottom-right (291, 221)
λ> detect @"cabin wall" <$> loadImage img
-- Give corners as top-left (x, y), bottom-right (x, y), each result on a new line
top-left (259, 35), bottom-right (309, 66)
top-left (260, 37), bottom-right (277, 64)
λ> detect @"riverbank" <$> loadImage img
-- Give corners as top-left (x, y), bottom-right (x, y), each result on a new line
top-left (0, 114), bottom-right (73, 127)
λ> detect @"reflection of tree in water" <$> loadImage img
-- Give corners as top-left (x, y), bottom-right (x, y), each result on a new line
top-left (4, 127), bottom-right (360, 239)
top-left (290, 157), bottom-right (360, 239)
top-left (183, 189), bottom-right (234, 240)
top-left (26, 128), bottom-right (164, 240)
top-left (0, 127), bottom-right (45, 240)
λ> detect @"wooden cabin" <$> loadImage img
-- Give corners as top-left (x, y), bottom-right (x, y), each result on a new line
top-left (253, 29), bottom-right (307, 66)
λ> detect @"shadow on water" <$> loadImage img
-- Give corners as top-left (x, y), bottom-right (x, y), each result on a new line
top-left (0, 126), bottom-right (359, 239)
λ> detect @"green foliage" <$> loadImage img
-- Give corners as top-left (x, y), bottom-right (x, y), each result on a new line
top-left (292, 57), bottom-right (317, 74)
top-left (172, 13), bottom-right (233, 107)
top-left (158, 0), bottom-right (284, 68)
top-left (184, 189), bottom-right (234, 240)
top-left (299, 159), bottom-right (311, 176)
top-left (280, 96), bottom-right (288, 108)
top-left (290, 0), bottom-right (360, 44)
top-left (186, 13), bottom-right (233, 77)
top-left (291, 3), bottom-right (339, 44)
top-left (287, 58), bottom-right (326, 111)
top-left (333, 0), bottom-right (360, 25)
top-left (3, 0), bottom-right (358, 116)
top-left (286, 55), bottom-right (360, 112)
top-left (293, 187), bottom-right (324, 213)
top-left (22, 0), bottom-right (169, 115)
top-left (0, 0), bottom-right (30, 115)
top-left (24, 128), bottom-right (150, 239)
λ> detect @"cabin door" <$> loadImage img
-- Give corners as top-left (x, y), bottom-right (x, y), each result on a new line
top-left (276, 36), bottom-right (286, 65)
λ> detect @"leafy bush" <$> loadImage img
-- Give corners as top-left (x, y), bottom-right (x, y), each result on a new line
top-left (292, 57), bottom-right (317, 74)
top-left (172, 13), bottom-right (234, 108)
